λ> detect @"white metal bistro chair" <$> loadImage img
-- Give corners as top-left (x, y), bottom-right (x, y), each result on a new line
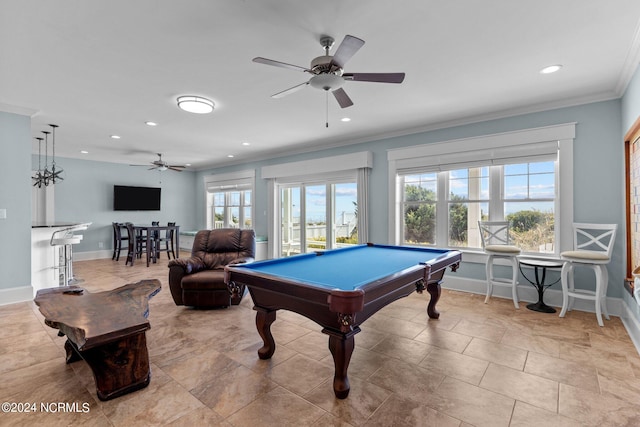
top-left (478, 221), bottom-right (521, 309)
top-left (559, 223), bottom-right (617, 327)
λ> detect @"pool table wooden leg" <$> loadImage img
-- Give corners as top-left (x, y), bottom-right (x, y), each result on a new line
top-left (255, 308), bottom-right (277, 359)
top-left (324, 327), bottom-right (360, 399)
top-left (426, 281), bottom-right (441, 319)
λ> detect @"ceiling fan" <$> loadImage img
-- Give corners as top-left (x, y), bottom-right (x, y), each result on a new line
top-left (130, 153), bottom-right (185, 172)
top-left (253, 34), bottom-right (405, 109)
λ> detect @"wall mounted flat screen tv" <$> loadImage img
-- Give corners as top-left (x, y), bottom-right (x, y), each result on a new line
top-left (113, 185), bottom-right (161, 211)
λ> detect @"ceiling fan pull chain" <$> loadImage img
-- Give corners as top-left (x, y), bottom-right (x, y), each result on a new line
top-left (326, 90), bottom-right (329, 128)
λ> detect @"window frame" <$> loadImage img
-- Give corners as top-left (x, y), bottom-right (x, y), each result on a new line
top-left (203, 169), bottom-right (255, 230)
top-left (262, 151), bottom-right (372, 259)
top-left (399, 161), bottom-right (557, 252)
top-left (276, 175), bottom-right (358, 256)
top-left (388, 123), bottom-right (575, 260)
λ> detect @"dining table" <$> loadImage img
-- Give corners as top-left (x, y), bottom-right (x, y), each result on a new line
top-left (133, 224), bottom-right (180, 267)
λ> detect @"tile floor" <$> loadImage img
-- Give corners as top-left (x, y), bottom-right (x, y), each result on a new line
top-left (2, 254), bottom-right (640, 426)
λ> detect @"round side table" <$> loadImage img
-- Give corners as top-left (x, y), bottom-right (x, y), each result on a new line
top-left (518, 258), bottom-right (563, 313)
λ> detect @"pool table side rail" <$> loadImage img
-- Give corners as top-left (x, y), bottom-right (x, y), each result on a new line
top-left (225, 244), bottom-right (461, 292)
top-left (225, 249), bottom-right (461, 333)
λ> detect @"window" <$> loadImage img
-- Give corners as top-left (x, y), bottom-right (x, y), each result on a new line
top-left (402, 173), bottom-right (437, 245)
top-left (388, 123), bottom-right (575, 256)
top-left (503, 161), bottom-right (555, 252)
top-left (204, 170), bottom-right (254, 230)
top-left (207, 189), bottom-right (252, 229)
top-left (400, 161), bottom-right (555, 253)
top-left (278, 179), bottom-right (358, 256)
top-left (262, 151), bottom-right (372, 258)
top-left (448, 167), bottom-right (489, 247)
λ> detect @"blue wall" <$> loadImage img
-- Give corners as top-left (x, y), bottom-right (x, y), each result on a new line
top-left (623, 65), bottom-right (640, 132)
top-left (48, 156), bottom-right (198, 253)
top-left (0, 94), bottom-right (631, 303)
top-left (195, 100), bottom-right (624, 296)
top-left (0, 112), bottom-right (32, 291)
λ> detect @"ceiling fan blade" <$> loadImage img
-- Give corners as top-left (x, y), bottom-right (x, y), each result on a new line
top-left (168, 167), bottom-right (183, 172)
top-left (253, 57), bottom-right (309, 72)
top-left (330, 35), bottom-right (365, 68)
top-left (168, 165), bottom-right (186, 169)
top-left (332, 88), bottom-right (354, 108)
top-left (343, 72), bottom-right (405, 83)
top-left (272, 81), bottom-right (309, 98)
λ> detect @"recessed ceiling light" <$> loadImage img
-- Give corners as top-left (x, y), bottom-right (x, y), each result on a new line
top-left (227, 154), bottom-right (234, 158)
top-left (145, 121), bottom-right (157, 126)
top-left (110, 135), bottom-right (121, 139)
top-left (540, 65), bottom-right (562, 74)
top-left (242, 142), bottom-right (250, 146)
top-left (185, 163), bottom-right (191, 167)
top-left (80, 150), bottom-right (89, 154)
top-left (177, 96), bottom-right (215, 114)
top-left (341, 117), bottom-right (351, 122)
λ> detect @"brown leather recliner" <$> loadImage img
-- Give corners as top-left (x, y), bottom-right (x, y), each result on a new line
top-left (168, 228), bottom-right (255, 308)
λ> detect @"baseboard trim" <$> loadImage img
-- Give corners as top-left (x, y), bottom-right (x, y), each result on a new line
top-left (441, 275), bottom-right (624, 316)
top-left (74, 249), bottom-right (113, 261)
top-left (442, 275), bottom-right (640, 354)
top-left (0, 285), bottom-right (34, 306)
top-left (621, 302), bottom-right (640, 355)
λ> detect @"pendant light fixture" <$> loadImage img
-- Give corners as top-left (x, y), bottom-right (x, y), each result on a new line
top-left (32, 124), bottom-right (64, 187)
top-left (42, 130), bottom-right (51, 186)
top-left (32, 137), bottom-right (45, 188)
top-left (49, 124), bottom-right (63, 184)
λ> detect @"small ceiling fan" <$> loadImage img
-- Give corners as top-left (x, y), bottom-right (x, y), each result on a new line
top-left (130, 153), bottom-right (185, 172)
top-left (253, 34), bottom-right (405, 109)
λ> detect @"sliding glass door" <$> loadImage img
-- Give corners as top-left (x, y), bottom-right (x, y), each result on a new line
top-left (278, 180), bottom-right (357, 257)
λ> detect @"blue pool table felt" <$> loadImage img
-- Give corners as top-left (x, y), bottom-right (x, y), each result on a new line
top-left (234, 245), bottom-right (452, 290)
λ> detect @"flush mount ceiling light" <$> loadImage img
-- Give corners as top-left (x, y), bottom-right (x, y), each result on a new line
top-left (540, 64), bottom-right (562, 74)
top-left (177, 96), bottom-right (214, 114)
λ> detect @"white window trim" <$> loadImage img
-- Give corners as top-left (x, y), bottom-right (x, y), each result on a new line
top-left (263, 151), bottom-right (372, 258)
top-left (203, 169), bottom-right (255, 229)
top-left (388, 123), bottom-right (575, 262)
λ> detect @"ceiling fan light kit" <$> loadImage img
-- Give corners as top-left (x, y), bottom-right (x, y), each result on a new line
top-left (177, 96), bottom-right (215, 114)
top-left (130, 153), bottom-right (186, 173)
top-left (253, 34), bottom-right (405, 117)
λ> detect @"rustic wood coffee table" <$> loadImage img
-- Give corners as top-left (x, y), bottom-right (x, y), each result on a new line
top-left (34, 279), bottom-right (161, 400)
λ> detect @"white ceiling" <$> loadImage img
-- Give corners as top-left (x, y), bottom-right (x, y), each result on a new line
top-left (2, 0), bottom-right (640, 170)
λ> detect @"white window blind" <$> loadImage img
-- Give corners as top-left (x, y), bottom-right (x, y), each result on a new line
top-left (394, 141), bottom-right (558, 174)
top-left (204, 170), bottom-right (255, 192)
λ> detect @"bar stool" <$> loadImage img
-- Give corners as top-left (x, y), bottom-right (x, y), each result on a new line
top-left (50, 223), bottom-right (91, 286)
top-left (478, 221), bottom-right (521, 309)
top-left (560, 223), bottom-right (617, 327)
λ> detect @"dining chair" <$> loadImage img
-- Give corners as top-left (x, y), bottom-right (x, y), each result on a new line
top-left (125, 222), bottom-right (154, 266)
top-left (559, 223), bottom-right (617, 327)
top-left (155, 222), bottom-right (176, 259)
top-left (478, 220), bottom-right (521, 309)
top-left (111, 222), bottom-right (129, 261)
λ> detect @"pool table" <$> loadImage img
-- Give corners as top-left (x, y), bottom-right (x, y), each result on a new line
top-left (224, 243), bottom-right (461, 398)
